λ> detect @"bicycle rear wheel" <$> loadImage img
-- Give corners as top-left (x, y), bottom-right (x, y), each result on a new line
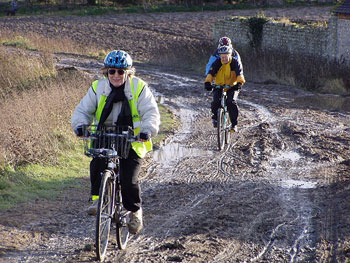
top-left (115, 189), bottom-right (130, 250)
top-left (225, 111), bottom-right (231, 145)
top-left (217, 108), bottom-right (225, 151)
top-left (96, 171), bottom-right (113, 261)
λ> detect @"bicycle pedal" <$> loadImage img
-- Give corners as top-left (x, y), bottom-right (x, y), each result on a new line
top-left (229, 126), bottom-right (238, 133)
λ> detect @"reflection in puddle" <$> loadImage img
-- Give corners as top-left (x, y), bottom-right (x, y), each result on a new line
top-left (153, 102), bottom-right (213, 168)
top-left (153, 143), bottom-right (213, 166)
top-left (281, 179), bottom-right (317, 189)
top-left (293, 94), bottom-right (350, 112)
top-left (273, 151), bottom-right (301, 162)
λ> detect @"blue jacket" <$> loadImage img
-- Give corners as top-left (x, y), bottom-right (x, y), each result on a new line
top-left (205, 49), bottom-right (242, 76)
top-left (205, 50), bottom-right (220, 76)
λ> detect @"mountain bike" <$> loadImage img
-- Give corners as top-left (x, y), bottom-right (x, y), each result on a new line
top-left (81, 125), bottom-right (135, 262)
top-left (215, 85), bottom-right (232, 151)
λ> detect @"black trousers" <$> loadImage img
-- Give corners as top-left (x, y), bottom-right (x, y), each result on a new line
top-left (90, 148), bottom-right (142, 212)
top-left (211, 88), bottom-right (240, 126)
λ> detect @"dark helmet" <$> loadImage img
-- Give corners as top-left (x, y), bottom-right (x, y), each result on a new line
top-left (218, 36), bottom-right (232, 47)
top-left (104, 50), bottom-right (132, 69)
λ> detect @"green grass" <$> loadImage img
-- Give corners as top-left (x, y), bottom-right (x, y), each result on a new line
top-left (0, 146), bottom-right (90, 210)
top-left (1, 36), bottom-right (37, 51)
top-left (153, 103), bottom-right (180, 149)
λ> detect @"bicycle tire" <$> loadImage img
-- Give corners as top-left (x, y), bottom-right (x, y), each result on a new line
top-left (96, 171), bottom-right (113, 262)
top-left (115, 189), bottom-right (130, 250)
top-left (217, 108), bottom-right (225, 151)
top-left (225, 111), bottom-right (231, 145)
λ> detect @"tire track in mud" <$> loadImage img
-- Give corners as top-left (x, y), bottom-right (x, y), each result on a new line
top-left (104, 67), bottom-right (350, 262)
top-left (228, 100), bottom-right (320, 262)
top-left (3, 54), bottom-right (349, 263)
top-left (114, 69), bottom-right (297, 262)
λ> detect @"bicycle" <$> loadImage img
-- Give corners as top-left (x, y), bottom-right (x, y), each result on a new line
top-left (215, 85), bottom-right (232, 151)
top-left (81, 125), bottom-right (135, 262)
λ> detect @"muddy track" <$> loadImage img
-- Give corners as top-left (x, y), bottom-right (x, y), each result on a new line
top-left (2, 56), bottom-right (349, 263)
top-left (1, 6), bottom-right (350, 263)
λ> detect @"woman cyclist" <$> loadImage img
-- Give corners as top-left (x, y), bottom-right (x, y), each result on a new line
top-left (71, 50), bottom-right (160, 235)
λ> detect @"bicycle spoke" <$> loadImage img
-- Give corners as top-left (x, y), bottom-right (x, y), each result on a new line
top-left (100, 215), bottom-right (110, 225)
top-left (116, 191), bottom-right (130, 250)
top-left (101, 202), bottom-right (110, 212)
top-left (96, 172), bottom-right (112, 262)
top-left (217, 108), bottom-right (225, 150)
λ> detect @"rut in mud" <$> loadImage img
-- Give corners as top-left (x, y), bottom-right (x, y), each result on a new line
top-left (1, 53), bottom-right (350, 263)
top-left (1, 6), bottom-right (350, 262)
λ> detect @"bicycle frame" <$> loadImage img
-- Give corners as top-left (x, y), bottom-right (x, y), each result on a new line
top-left (104, 159), bottom-right (118, 222)
top-left (81, 125), bottom-right (134, 261)
top-left (105, 159), bottom-right (130, 228)
top-left (215, 85), bottom-right (231, 150)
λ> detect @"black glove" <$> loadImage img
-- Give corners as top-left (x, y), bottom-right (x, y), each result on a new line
top-left (139, 132), bottom-right (150, 141)
top-left (232, 82), bottom-right (242, 91)
top-left (75, 126), bottom-right (84, 137)
top-left (204, 82), bottom-right (213, 91)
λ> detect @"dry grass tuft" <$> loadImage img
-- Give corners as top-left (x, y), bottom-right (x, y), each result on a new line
top-left (0, 46), bottom-right (55, 99)
top-left (0, 29), bottom-right (101, 55)
top-left (240, 46), bottom-right (350, 93)
top-left (0, 70), bottom-right (92, 168)
top-left (0, 31), bottom-right (103, 169)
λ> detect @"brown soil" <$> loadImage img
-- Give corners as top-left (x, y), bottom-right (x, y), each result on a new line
top-left (1, 6), bottom-right (350, 263)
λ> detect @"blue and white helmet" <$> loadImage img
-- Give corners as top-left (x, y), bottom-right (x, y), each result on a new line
top-left (104, 50), bottom-right (132, 69)
top-left (217, 45), bottom-right (233, 54)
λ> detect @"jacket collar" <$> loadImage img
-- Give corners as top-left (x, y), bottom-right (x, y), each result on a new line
top-left (101, 76), bottom-right (133, 100)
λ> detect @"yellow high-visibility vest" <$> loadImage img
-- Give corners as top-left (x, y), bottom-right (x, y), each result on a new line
top-left (91, 77), bottom-right (152, 158)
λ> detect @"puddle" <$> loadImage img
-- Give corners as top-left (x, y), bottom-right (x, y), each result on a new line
top-left (273, 151), bottom-right (301, 162)
top-left (293, 94), bottom-right (350, 112)
top-left (281, 179), bottom-right (317, 189)
top-left (153, 142), bottom-right (213, 167)
top-left (156, 72), bottom-right (199, 85)
top-left (153, 105), bottom-right (214, 167)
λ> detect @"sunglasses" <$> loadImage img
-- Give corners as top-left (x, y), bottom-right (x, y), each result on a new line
top-left (108, 69), bottom-right (125, 75)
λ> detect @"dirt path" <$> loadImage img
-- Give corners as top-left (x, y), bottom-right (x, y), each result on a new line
top-left (1, 6), bottom-right (350, 263)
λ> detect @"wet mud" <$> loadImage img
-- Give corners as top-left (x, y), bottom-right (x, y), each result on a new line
top-left (1, 6), bottom-right (350, 263)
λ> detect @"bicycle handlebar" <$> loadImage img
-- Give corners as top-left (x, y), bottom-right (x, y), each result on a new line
top-left (83, 132), bottom-right (137, 141)
top-left (214, 84), bottom-right (232, 92)
top-left (80, 125), bottom-right (135, 159)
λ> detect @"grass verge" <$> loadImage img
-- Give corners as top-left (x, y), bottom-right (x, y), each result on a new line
top-left (0, 147), bottom-right (90, 210)
top-left (153, 103), bottom-right (181, 149)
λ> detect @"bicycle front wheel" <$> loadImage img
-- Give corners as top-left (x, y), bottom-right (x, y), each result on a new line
top-left (115, 189), bottom-right (130, 250)
top-left (225, 111), bottom-right (231, 145)
top-left (217, 108), bottom-right (225, 151)
top-left (96, 171), bottom-right (113, 262)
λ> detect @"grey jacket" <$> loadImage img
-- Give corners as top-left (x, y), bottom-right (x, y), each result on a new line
top-left (71, 76), bottom-right (160, 137)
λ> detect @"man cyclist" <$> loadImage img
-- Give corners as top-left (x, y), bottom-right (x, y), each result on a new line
top-left (71, 50), bottom-right (160, 235)
top-left (205, 36), bottom-right (232, 76)
top-left (204, 44), bottom-right (245, 132)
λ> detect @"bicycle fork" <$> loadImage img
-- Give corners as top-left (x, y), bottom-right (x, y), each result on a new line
top-left (221, 91), bottom-right (228, 128)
